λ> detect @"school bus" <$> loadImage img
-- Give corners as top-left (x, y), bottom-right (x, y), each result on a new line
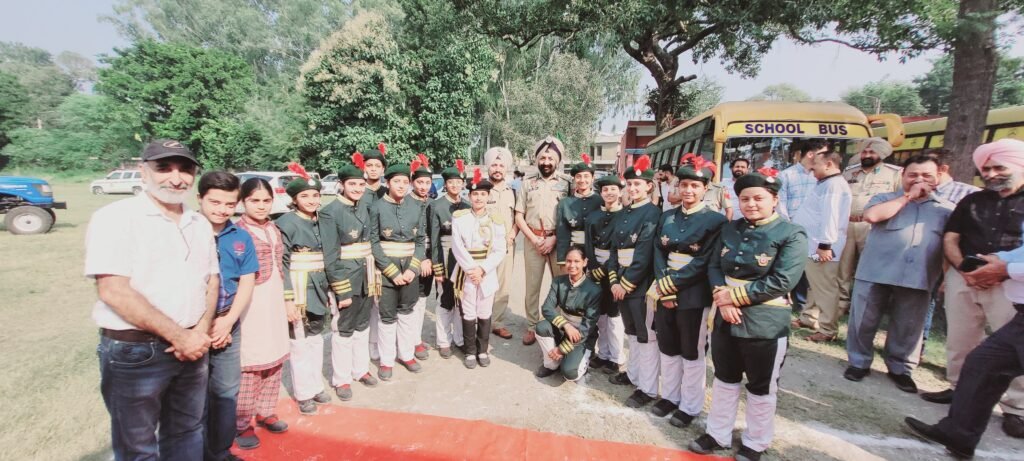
top-left (875, 105), bottom-right (1024, 165)
top-left (640, 101), bottom-right (906, 180)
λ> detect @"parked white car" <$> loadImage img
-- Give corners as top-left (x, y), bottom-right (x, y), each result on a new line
top-left (321, 174), bottom-right (339, 195)
top-left (90, 170), bottom-right (144, 195)
top-left (234, 171), bottom-right (307, 216)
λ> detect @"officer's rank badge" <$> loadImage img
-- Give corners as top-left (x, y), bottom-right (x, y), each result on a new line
top-left (382, 228), bottom-right (394, 238)
top-left (660, 235), bottom-right (670, 247)
top-left (413, 227), bottom-right (418, 235)
top-left (630, 233), bottom-right (638, 243)
top-left (569, 218), bottom-right (577, 227)
top-left (349, 229), bottom-right (359, 239)
top-left (721, 247), bottom-right (730, 257)
top-left (690, 243), bottom-right (701, 252)
top-left (756, 253), bottom-right (772, 266)
top-left (443, 221), bottom-right (451, 229)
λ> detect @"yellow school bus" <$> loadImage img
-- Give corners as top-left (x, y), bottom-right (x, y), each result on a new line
top-left (875, 105), bottom-right (1024, 165)
top-left (641, 101), bottom-right (905, 180)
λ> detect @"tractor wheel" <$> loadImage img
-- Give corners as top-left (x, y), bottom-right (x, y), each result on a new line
top-left (4, 206), bottom-right (54, 235)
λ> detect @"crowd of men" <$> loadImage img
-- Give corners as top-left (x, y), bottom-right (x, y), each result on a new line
top-left (85, 135), bottom-right (1024, 461)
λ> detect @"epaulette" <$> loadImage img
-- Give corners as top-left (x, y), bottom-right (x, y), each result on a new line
top-left (844, 164), bottom-right (861, 172)
top-left (453, 209), bottom-right (471, 218)
top-left (881, 163), bottom-right (902, 171)
top-left (490, 211), bottom-right (504, 225)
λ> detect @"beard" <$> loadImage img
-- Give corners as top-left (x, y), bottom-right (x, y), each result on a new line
top-left (732, 170), bottom-right (746, 179)
top-left (145, 179), bottom-right (188, 204)
top-left (985, 173), bottom-right (1017, 192)
top-left (538, 163), bottom-right (555, 177)
top-left (860, 157), bottom-right (880, 169)
top-left (490, 171), bottom-right (504, 182)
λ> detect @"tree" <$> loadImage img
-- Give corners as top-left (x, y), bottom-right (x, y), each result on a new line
top-left (748, 83), bottom-right (813, 102)
top-left (55, 51), bottom-right (97, 91)
top-left (915, 53), bottom-right (1024, 114)
top-left (673, 77), bottom-right (724, 119)
top-left (0, 71), bottom-right (28, 151)
top-left (0, 42), bottom-right (76, 128)
top-left (842, 80), bottom-right (926, 116)
top-left (1, 94), bottom-right (142, 171)
top-left (95, 40), bottom-right (257, 166)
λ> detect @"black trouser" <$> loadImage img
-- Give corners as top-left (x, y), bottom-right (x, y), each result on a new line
top-left (379, 279), bottom-right (419, 323)
top-left (936, 308), bottom-right (1024, 451)
top-left (439, 277), bottom-right (457, 310)
top-left (418, 275), bottom-right (433, 298)
top-left (711, 328), bottom-right (787, 396)
top-left (619, 295), bottom-right (650, 343)
top-left (335, 295), bottom-right (372, 337)
top-left (790, 272), bottom-right (808, 313)
top-left (656, 306), bottom-right (708, 360)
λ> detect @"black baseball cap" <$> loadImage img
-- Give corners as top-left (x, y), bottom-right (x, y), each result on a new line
top-left (143, 139), bottom-right (199, 166)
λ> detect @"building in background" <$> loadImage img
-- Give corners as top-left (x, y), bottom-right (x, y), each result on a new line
top-left (588, 132), bottom-right (623, 174)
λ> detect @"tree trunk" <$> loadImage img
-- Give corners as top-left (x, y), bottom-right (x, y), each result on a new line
top-left (945, 0), bottom-right (999, 181)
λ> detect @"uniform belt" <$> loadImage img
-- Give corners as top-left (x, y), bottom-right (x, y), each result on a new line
top-left (668, 252), bottom-right (694, 270)
top-left (468, 248), bottom-right (489, 261)
top-left (594, 248), bottom-right (610, 264)
top-left (725, 276), bottom-right (789, 307)
top-left (289, 252), bottom-right (325, 271)
top-left (381, 241), bottom-right (415, 258)
top-left (440, 235), bottom-right (453, 249)
top-left (849, 215), bottom-right (865, 223)
top-left (557, 308), bottom-right (583, 327)
top-left (617, 248), bottom-right (635, 267)
top-left (101, 328), bottom-right (163, 343)
top-left (571, 230), bottom-right (585, 245)
top-left (530, 227), bottom-right (555, 237)
top-left (340, 242), bottom-right (371, 259)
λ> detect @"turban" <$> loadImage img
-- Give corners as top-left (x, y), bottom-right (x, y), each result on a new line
top-left (532, 136), bottom-right (565, 162)
top-left (859, 137), bottom-right (894, 160)
top-left (972, 138), bottom-right (1024, 171)
top-left (484, 146), bottom-right (514, 169)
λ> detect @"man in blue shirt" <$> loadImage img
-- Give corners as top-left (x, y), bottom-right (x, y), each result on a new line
top-left (197, 171), bottom-right (259, 461)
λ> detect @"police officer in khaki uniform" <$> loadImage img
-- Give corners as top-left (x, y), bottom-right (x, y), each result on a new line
top-left (837, 138), bottom-right (902, 312)
top-left (516, 136), bottom-right (572, 345)
top-left (485, 147), bottom-right (518, 339)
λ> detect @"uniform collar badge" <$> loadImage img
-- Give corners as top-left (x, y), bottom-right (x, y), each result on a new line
top-left (382, 228), bottom-right (393, 238)
top-left (660, 235), bottom-right (670, 247)
top-left (721, 247), bottom-right (730, 257)
top-left (630, 233), bottom-right (638, 243)
top-left (349, 229), bottom-right (359, 239)
top-left (756, 253), bottom-right (772, 266)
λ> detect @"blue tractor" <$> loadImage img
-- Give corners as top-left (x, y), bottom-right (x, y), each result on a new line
top-left (0, 176), bottom-right (66, 234)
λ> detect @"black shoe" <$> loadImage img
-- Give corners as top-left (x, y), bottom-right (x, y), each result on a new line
top-left (439, 347), bottom-right (453, 359)
top-left (904, 417), bottom-right (975, 459)
top-left (256, 415), bottom-right (288, 433)
top-left (358, 373), bottom-right (379, 387)
top-left (601, 361), bottom-right (622, 375)
top-left (399, 359), bottom-right (423, 373)
top-left (297, 399), bottom-right (317, 415)
top-left (335, 384), bottom-right (353, 401)
top-left (735, 444), bottom-right (762, 461)
top-left (378, 366), bottom-right (393, 381)
top-left (225, 454), bottom-right (245, 461)
top-left (464, 355), bottom-right (477, 369)
top-left (651, 398), bottom-right (676, 417)
top-left (590, 356), bottom-right (611, 369)
top-left (1003, 414), bottom-right (1024, 439)
top-left (625, 390), bottom-right (655, 408)
top-left (843, 366), bottom-right (870, 382)
top-left (688, 433), bottom-right (727, 455)
top-left (477, 353), bottom-right (491, 367)
top-left (887, 372), bottom-right (918, 393)
top-left (670, 409), bottom-right (696, 428)
top-left (312, 390), bottom-right (331, 404)
top-left (414, 343), bottom-right (430, 360)
top-left (235, 428), bottom-right (260, 450)
top-left (535, 365), bottom-right (557, 378)
top-left (609, 371), bottom-right (632, 386)
top-left (920, 388), bottom-right (954, 404)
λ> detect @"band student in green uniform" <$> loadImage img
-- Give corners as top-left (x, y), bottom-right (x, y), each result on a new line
top-left (319, 159), bottom-right (379, 402)
top-left (534, 246), bottom-right (602, 381)
top-left (277, 164), bottom-right (332, 414)
top-left (429, 160), bottom-right (470, 358)
top-left (353, 149), bottom-right (387, 362)
top-left (555, 154), bottom-right (603, 266)
top-left (650, 155), bottom-right (727, 428)
top-left (607, 155), bottom-right (663, 409)
top-left (409, 154), bottom-right (434, 361)
top-left (584, 174), bottom-right (627, 374)
top-left (687, 168), bottom-right (808, 461)
top-left (370, 161), bottom-right (428, 380)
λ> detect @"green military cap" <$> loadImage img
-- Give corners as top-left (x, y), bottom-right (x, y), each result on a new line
top-left (570, 153), bottom-right (595, 176)
top-left (337, 162), bottom-right (363, 183)
top-left (384, 162), bottom-right (411, 180)
top-left (285, 162), bottom-right (322, 197)
top-left (734, 167), bottom-right (782, 195)
top-left (675, 153), bottom-right (716, 184)
top-left (363, 142), bottom-right (388, 167)
top-left (594, 174), bottom-right (623, 189)
top-left (411, 153), bottom-right (432, 180)
top-left (623, 154), bottom-right (655, 182)
top-left (441, 159), bottom-right (466, 181)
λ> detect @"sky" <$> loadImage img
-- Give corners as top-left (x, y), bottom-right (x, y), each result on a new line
top-left (2, 0), bottom-right (1022, 134)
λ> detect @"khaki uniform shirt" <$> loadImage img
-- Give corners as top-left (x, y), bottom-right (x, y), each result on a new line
top-left (843, 163), bottom-right (902, 218)
top-left (703, 183), bottom-right (733, 214)
top-left (514, 172), bottom-right (572, 232)
top-left (488, 181), bottom-right (516, 237)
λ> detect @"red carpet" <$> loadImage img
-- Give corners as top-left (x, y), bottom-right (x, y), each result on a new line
top-left (233, 402), bottom-right (728, 460)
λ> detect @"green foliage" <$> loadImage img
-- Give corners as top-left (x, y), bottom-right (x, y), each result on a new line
top-left (1, 94), bottom-right (142, 171)
top-left (842, 80), bottom-right (926, 116)
top-left (915, 54), bottom-right (1024, 114)
top-left (748, 83), bottom-right (814, 102)
top-left (0, 42), bottom-right (76, 128)
top-left (0, 71), bottom-right (28, 150)
top-left (95, 40), bottom-right (257, 167)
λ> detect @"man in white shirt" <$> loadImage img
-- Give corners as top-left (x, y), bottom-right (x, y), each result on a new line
top-left (85, 140), bottom-right (219, 460)
top-left (792, 150), bottom-right (852, 342)
top-left (778, 139), bottom-right (827, 220)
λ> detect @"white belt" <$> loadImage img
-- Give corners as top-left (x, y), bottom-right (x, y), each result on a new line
top-left (617, 248), bottom-right (635, 267)
top-left (340, 242), bottom-right (371, 259)
top-left (725, 276), bottom-right (789, 307)
top-left (594, 248), bottom-right (610, 264)
top-left (668, 252), bottom-right (694, 270)
top-left (381, 241), bottom-right (415, 258)
top-left (571, 230), bottom-right (585, 245)
top-left (290, 252), bottom-right (325, 271)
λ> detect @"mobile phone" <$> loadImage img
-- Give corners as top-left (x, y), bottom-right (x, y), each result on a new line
top-left (960, 255), bottom-right (988, 272)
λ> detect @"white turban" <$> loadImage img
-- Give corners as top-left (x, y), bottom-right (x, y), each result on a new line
top-left (484, 146), bottom-right (514, 169)
top-left (859, 137), bottom-right (894, 160)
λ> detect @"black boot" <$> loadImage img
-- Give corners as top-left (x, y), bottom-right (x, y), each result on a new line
top-left (477, 317), bottom-right (492, 367)
top-left (461, 318), bottom-right (478, 369)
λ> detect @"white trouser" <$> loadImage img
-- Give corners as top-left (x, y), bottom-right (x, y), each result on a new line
top-left (331, 328), bottom-right (370, 387)
top-left (460, 281), bottom-right (494, 321)
top-left (413, 294), bottom-right (428, 346)
top-left (537, 335), bottom-right (591, 382)
top-left (626, 298), bottom-right (659, 397)
top-left (706, 338), bottom-right (787, 452)
top-left (288, 331), bottom-right (325, 401)
top-left (668, 307), bottom-right (710, 415)
top-left (435, 306), bottom-right (464, 348)
top-left (707, 379), bottom-right (741, 448)
top-left (369, 300), bottom-right (380, 360)
top-left (395, 310), bottom-right (417, 362)
top-left (659, 354), bottom-right (683, 405)
top-left (596, 314), bottom-right (626, 364)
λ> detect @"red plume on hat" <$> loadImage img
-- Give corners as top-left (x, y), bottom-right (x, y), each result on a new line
top-left (410, 158), bottom-right (422, 174)
top-left (287, 161), bottom-right (311, 180)
top-left (456, 159), bottom-right (465, 174)
top-left (377, 142), bottom-right (387, 156)
top-left (679, 153), bottom-right (698, 166)
top-left (581, 153), bottom-right (592, 165)
top-left (757, 166), bottom-right (779, 177)
top-left (472, 167), bottom-right (482, 186)
top-left (352, 152), bottom-right (365, 170)
top-left (692, 155), bottom-right (718, 177)
top-left (417, 153), bottom-right (429, 169)
top-left (633, 154), bottom-right (651, 173)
